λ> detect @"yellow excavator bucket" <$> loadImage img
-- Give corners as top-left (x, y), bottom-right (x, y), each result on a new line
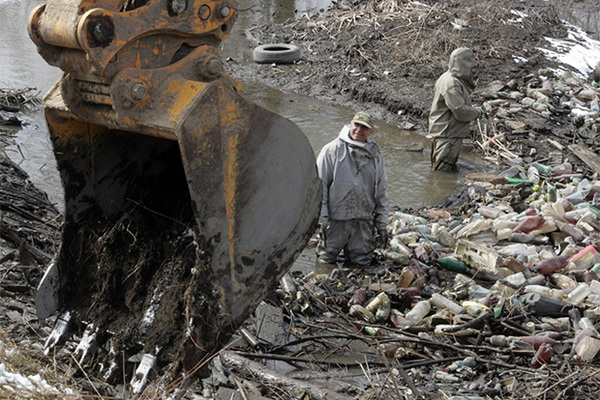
top-left (28, 0), bottom-right (320, 387)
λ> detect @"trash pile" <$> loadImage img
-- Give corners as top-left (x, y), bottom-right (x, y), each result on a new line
top-left (215, 164), bottom-right (600, 399)
top-left (475, 67), bottom-right (600, 167)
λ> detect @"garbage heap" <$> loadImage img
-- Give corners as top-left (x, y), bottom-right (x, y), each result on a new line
top-left (475, 67), bottom-right (600, 166)
top-left (219, 167), bottom-right (600, 400)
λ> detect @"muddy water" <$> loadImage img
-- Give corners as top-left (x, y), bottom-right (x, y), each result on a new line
top-left (1, 0), bottom-right (478, 211)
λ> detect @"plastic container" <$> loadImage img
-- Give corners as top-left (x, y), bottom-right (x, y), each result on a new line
top-left (349, 304), bottom-right (375, 323)
top-left (365, 292), bottom-right (389, 313)
top-left (347, 287), bottom-right (367, 308)
top-left (514, 215), bottom-right (545, 233)
top-left (551, 273), bottom-right (578, 290)
top-left (430, 293), bottom-right (465, 315)
top-left (565, 283), bottom-right (592, 305)
top-left (404, 300), bottom-right (431, 324)
top-left (556, 220), bottom-right (585, 243)
top-left (436, 257), bottom-right (470, 274)
top-left (533, 162), bottom-right (553, 176)
top-left (534, 256), bottom-right (568, 275)
top-left (531, 343), bottom-right (554, 368)
top-left (520, 292), bottom-right (572, 316)
top-left (568, 245), bottom-right (600, 270)
top-left (375, 299), bottom-right (391, 322)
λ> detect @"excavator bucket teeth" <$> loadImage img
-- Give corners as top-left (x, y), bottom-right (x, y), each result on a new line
top-left (39, 81), bottom-right (321, 381)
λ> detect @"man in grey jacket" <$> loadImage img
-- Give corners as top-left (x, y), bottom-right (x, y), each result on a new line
top-left (316, 111), bottom-right (389, 267)
top-left (429, 47), bottom-right (483, 172)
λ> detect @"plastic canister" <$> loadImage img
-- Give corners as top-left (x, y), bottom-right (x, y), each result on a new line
top-left (404, 300), bottom-right (431, 324)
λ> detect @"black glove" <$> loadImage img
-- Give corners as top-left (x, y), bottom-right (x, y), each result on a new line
top-left (374, 225), bottom-right (388, 249)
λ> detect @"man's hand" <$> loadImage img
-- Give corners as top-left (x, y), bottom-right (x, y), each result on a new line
top-left (374, 225), bottom-right (388, 249)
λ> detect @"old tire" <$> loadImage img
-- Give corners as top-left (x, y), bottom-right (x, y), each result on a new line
top-left (253, 44), bottom-right (301, 64)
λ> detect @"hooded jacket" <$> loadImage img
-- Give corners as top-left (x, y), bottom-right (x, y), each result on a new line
top-left (316, 125), bottom-right (388, 228)
top-left (428, 47), bottom-right (479, 139)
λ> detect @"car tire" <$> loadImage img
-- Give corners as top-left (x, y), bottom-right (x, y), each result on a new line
top-left (253, 44), bottom-right (302, 64)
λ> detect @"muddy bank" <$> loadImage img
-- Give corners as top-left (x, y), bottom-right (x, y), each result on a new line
top-left (226, 0), bottom-right (600, 173)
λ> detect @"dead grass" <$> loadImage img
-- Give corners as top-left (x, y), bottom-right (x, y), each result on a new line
top-left (0, 328), bottom-right (79, 400)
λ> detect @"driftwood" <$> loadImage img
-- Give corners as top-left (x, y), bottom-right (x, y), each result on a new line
top-left (0, 154), bottom-right (60, 265)
top-left (569, 142), bottom-right (600, 175)
top-left (220, 351), bottom-right (350, 400)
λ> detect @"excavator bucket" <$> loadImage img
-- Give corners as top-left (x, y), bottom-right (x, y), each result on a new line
top-left (28, 0), bottom-right (320, 388)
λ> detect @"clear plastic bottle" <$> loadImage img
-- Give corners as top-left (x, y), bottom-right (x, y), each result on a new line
top-left (430, 293), bottom-right (465, 315)
top-left (404, 300), bottom-right (431, 324)
top-left (565, 283), bottom-right (592, 305)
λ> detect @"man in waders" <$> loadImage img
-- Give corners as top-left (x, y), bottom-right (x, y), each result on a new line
top-left (429, 47), bottom-right (483, 172)
top-left (316, 111), bottom-right (389, 267)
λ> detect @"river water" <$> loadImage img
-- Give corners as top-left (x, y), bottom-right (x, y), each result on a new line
top-left (0, 0), bottom-right (484, 211)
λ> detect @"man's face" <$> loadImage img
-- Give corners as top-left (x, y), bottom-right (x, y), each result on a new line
top-left (350, 122), bottom-right (374, 142)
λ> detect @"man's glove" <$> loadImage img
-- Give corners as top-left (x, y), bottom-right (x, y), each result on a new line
top-left (473, 106), bottom-right (484, 118)
top-left (374, 225), bottom-right (388, 249)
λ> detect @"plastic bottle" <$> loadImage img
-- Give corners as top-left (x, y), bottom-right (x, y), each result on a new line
top-left (347, 287), bottom-right (367, 308)
top-left (534, 256), bottom-right (568, 275)
top-left (590, 280), bottom-right (600, 295)
top-left (363, 326), bottom-right (387, 336)
top-left (520, 292), bottom-right (572, 316)
top-left (430, 293), bottom-right (465, 315)
top-left (436, 257), bottom-right (469, 274)
top-left (503, 256), bottom-right (526, 273)
top-left (414, 245), bottom-right (430, 264)
top-left (444, 356), bottom-right (477, 372)
top-left (366, 292), bottom-right (389, 313)
top-left (389, 309), bottom-right (414, 329)
top-left (551, 273), bottom-right (578, 290)
top-left (349, 304), bottom-right (375, 323)
top-left (514, 215), bottom-right (545, 233)
top-left (565, 283), bottom-right (591, 305)
top-left (555, 220), bottom-right (585, 243)
top-left (531, 343), bottom-right (554, 368)
top-left (278, 273), bottom-right (297, 304)
top-left (527, 165), bottom-right (540, 185)
top-left (404, 300), bottom-right (431, 324)
top-left (398, 265), bottom-right (418, 288)
top-left (533, 162), bottom-right (553, 175)
top-left (375, 298), bottom-right (391, 322)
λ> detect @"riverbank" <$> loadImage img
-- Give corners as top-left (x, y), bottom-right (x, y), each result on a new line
top-left (226, 0), bottom-right (600, 177)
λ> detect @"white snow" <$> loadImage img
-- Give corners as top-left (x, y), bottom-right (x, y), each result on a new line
top-left (538, 21), bottom-right (600, 78)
